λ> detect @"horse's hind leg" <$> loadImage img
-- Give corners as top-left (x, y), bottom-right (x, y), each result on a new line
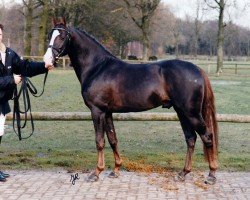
top-left (88, 107), bottom-right (106, 182)
top-left (105, 113), bottom-right (122, 178)
top-left (183, 112), bottom-right (218, 184)
top-left (175, 108), bottom-right (197, 181)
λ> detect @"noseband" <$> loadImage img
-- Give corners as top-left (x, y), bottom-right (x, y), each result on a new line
top-left (48, 27), bottom-right (71, 62)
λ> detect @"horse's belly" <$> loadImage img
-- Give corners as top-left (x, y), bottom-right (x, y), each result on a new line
top-left (110, 105), bottom-right (156, 113)
top-left (109, 90), bottom-right (169, 112)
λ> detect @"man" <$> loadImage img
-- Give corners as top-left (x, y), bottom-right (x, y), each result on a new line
top-left (0, 23), bottom-right (53, 182)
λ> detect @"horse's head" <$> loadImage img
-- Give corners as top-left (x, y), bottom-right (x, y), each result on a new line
top-left (43, 18), bottom-right (71, 66)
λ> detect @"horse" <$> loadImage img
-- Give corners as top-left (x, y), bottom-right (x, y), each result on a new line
top-left (44, 18), bottom-right (218, 184)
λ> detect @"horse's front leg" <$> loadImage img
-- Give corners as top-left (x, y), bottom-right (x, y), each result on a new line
top-left (88, 108), bottom-right (106, 182)
top-left (105, 113), bottom-right (122, 178)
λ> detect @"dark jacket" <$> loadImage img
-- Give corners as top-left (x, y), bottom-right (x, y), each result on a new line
top-left (0, 47), bottom-right (48, 115)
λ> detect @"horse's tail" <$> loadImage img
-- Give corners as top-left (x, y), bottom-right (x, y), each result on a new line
top-left (201, 70), bottom-right (218, 162)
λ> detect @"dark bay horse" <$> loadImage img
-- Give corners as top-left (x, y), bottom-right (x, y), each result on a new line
top-left (44, 19), bottom-right (218, 184)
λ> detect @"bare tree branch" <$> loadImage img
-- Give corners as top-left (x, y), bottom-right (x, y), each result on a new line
top-left (204, 0), bottom-right (219, 9)
top-left (22, 0), bottom-right (28, 7)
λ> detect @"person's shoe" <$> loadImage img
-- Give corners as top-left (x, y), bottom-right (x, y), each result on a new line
top-left (0, 171), bottom-right (10, 178)
top-left (0, 173), bottom-right (6, 182)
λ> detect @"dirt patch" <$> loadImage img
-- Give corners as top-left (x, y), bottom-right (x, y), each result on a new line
top-left (123, 157), bottom-right (210, 191)
top-left (148, 171), bottom-right (210, 191)
top-left (123, 157), bottom-right (168, 174)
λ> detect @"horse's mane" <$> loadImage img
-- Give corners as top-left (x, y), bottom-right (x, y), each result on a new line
top-left (73, 27), bottom-right (117, 59)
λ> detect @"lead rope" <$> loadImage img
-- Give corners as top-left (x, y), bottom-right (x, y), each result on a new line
top-left (12, 71), bottom-right (48, 140)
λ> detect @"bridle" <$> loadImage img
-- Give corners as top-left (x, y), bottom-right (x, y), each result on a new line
top-left (48, 27), bottom-right (71, 63)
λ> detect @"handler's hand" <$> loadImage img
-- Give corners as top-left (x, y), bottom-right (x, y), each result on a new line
top-left (14, 75), bottom-right (22, 85)
top-left (45, 59), bottom-right (54, 71)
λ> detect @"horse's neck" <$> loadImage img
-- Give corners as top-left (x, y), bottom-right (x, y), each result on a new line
top-left (68, 50), bottom-right (109, 84)
top-left (68, 31), bottom-right (112, 84)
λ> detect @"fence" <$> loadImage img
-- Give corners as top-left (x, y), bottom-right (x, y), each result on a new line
top-left (195, 62), bottom-right (250, 75)
top-left (6, 112), bottom-right (250, 123)
top-left (23, 56), bottom-right (250, 75)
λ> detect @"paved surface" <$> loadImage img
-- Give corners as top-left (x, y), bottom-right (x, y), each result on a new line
top-left (0, 170), bottom-right (249, 200)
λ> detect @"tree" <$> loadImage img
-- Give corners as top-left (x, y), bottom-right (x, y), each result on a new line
top-left (3, 0), bottom-right (249, 59)
top-left (150, 3), bottom-right (176, 57)
top-left (205, 0), bottom-right (226, 75)
top-left (194, 0), bottom-right (204, 57)
top-left (0, 0), bottom-right (7, 22)
top-left (105, 0), bottom-right (141, 58)
top-left (51, 0), bottom-right (141, 57)
top-left (203, 0), bottom-right (249, 74)
top-left (37, 0), bottom-right (49, 56)
top-left (22, 0), bottom-right (36, 56)
top-left (200, 20), bottom-right (217, 57)
top-left (171, 18), bottom-right (185, 58)
top-left (0, 3), bottom-right (24, 52)
top-left (123, 0), bottom-right (161, 60)
top-left (224, 22), bottom-right (238, 60)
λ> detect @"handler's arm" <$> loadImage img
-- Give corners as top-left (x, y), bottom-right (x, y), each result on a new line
top-left (12, 53), bottom-right (48, 77)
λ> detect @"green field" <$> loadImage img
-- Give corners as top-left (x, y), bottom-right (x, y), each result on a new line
top-left (0, 69), bottom-right (249, 172)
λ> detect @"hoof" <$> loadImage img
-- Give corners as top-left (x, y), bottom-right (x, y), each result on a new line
top-left (87, 173), bottom-right (99, 182)
top-left (176, 172), bottom-right (185, 182)
top-left (108, 171), bottom-right (119, 178)
top-left (204, 176), bottom-right (216, 185)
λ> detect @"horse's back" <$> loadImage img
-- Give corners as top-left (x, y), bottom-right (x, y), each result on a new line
top-left (159, 59), bottom-right (202, 78)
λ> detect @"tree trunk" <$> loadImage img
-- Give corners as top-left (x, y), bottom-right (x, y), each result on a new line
top-left (141, 9), bottom-right (150, 61)
top-left (24, 0), bottom-right (33, 56)
top-left (194, 0), bottom-right (202, 58)
top-left (174, 33), bottom-right (179, 59)
top-left (142, 30), bottom-right (149, 61)
top-left (248, 40), bottom-right (250, 57)
top-left (38, 1), bottom-right (49, 56)
top-left (216, 0), bottom-right (225, 75)
top-left (194, 19), bottom-right (199, 57)
top-left (122, 0), bottom-right (160, 61)
top-left (209, 38), bottom-right (213, 57)
top-left (175, 43), bottom-right (179, 58)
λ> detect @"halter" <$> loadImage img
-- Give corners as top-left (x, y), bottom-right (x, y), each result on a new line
top-left (48, 27), bottom-right (71, 62)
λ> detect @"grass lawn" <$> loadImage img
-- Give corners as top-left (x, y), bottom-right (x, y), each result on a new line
top-left (0, 69), bottom-right (249, 172)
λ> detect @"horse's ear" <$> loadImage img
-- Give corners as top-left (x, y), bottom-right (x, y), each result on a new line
top-left (60, 17), bottom-right (66, 26)
top-left (52, 17), bottom-right (57, 26)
